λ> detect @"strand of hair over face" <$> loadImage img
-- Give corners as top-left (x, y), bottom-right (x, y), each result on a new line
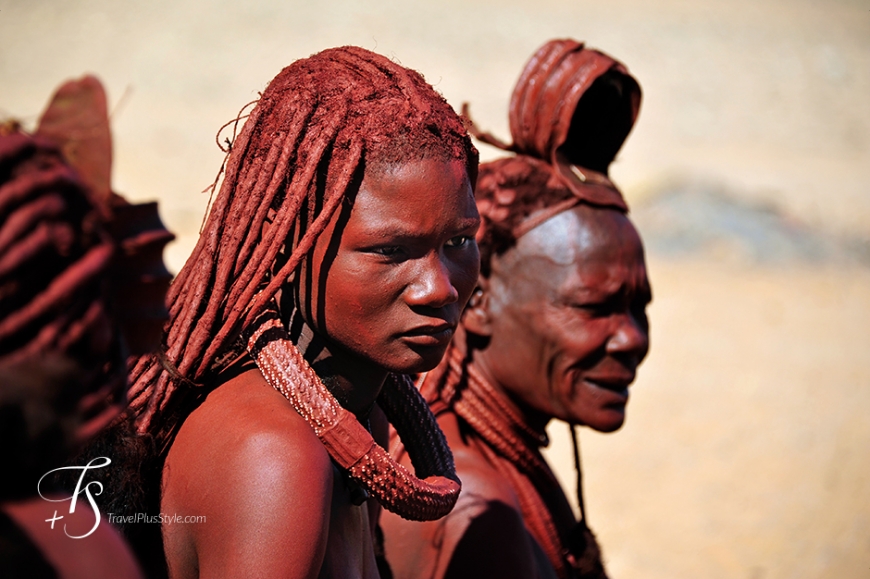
top-left (127, 46), bottom-right (475, 444)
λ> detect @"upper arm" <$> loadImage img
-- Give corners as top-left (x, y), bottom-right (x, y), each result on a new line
top-left (439, 457), bottom-right (543, 579)
top-left (197, 430), bottom-right (333, 579)
top-left (442, 499), bottom-right (541, 579)
top-left (162, 379), bottom-right (335, 579)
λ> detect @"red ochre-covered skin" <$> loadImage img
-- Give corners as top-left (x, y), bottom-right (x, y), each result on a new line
top-left (162, 156), bottom-right (479, 579)
top-left (121, 46), bottom-right (480, 579)
top-left (298, 158), bottom-right (479, 379)
top-left (381, 39), bottom-right (649, 579)
top-left (382, 207), bottom-right (650, 579)
top-left (471, 206), bottom-right (650, 436)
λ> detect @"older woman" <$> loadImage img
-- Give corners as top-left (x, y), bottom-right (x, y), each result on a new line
top-left (382, 39), bottom-right (650, 579)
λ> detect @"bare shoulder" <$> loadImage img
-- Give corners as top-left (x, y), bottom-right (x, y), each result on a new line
top-left (439, 412), bottom-right (522, 513)
top-left (439, 412), bottom-right (545, 579)
top-left (162, 369), bottom-right (334, 578)
top-left (164, 368), bottom-right (333, 505)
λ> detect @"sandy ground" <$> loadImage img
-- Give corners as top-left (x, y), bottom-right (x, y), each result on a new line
top-left (2, 0), bottom-right (868, 577)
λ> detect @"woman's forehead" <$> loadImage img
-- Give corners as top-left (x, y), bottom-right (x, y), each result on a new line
top-left (497, 205), bottom-right (643, 277)
top-left (350, 159), bottom-right (475, 223)
top-left (520, 206), bottom-right (634, 259)
top-left (519, 209), bottom-right (594, 264)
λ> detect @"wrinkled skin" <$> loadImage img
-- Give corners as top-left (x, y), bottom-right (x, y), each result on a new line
top-left (471, 204), bottom-right (650, 433)
top-left (382, 204), bottom-right (650, 579)
top-left (162, 158), bottom-right (480, 579)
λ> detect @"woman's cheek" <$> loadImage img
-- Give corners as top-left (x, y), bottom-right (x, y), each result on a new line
top-left (452, 249), bottom-right (481, 304)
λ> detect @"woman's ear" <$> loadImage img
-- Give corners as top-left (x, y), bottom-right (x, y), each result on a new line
top-left (462, 278), bottom-right (492, 337)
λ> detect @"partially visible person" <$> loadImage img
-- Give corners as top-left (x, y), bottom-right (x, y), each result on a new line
top-left (381, 39), bottom-right (649, 579)
top-left (0, 76), bottom-right (173, 578)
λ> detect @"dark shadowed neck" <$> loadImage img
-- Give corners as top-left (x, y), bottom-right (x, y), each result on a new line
top-left (286, 308), bottom-right (387, 421)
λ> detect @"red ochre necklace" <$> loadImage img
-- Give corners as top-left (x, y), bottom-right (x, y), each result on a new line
top-left (245, 307), bottom-right (460, 522)
top-left (422, 341), bottom-right (607, 578)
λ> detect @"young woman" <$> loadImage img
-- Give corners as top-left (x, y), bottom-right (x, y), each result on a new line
top-left (115, 46), bottom-right (481, 578)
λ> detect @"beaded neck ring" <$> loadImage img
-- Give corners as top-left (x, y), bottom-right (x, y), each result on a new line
top-left (245, 304), bottom-right (460, 521)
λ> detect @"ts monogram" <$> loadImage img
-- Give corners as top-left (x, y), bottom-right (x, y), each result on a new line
top-left (38, 457), bottom-right (111, 539)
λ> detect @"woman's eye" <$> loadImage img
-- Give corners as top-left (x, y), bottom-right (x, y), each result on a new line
top-left (445, 235), bottom-right (471, 248)
top-left (570, 302), bottom-right (610, 316)
top-left (372, 246), bottom-right (402, 256)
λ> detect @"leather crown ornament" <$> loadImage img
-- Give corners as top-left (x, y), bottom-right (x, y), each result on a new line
top-left (465, 38), bottom-right (642, 213)
top-left (34, 75), bottom-right (175, 355)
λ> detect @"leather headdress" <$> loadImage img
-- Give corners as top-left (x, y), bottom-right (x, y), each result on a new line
top-left (0, 76), bottom-right (174, 444)
top-left (466, 38), bottom-right (642, 214)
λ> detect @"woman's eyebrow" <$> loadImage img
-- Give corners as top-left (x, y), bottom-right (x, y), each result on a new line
top-left (362, 216), bottom-right (480, 239)
top-left (454, 216), bottom-right (483, 231)
top-left (562, 278), bottom-right (627, 301)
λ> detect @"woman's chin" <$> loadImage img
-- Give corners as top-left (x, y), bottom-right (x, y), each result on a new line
top-left (388, 344), bottom-right (450, 376)
top-left (585, 408), bottom-right (627, 433)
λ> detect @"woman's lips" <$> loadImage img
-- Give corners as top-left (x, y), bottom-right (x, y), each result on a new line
top-left (400, 324), bottom-right (456, 347)
top-left (583, 377), bottom-right (631, 403)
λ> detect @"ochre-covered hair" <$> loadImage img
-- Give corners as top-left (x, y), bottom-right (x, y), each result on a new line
top-left (0, 79), bottom-right (174, 498)
top-left (467, 39), bottom-right (641, 279)
top-left (0, 131), bottom-right (119, 500)
top-left (0, 131), bottom-right (113, 365)
top-left (127, 46), bottom-right (478, 445)
top-left (474, 155), bottom-right (577, 277)
top-left (1, 76), bottom-right (174, 367)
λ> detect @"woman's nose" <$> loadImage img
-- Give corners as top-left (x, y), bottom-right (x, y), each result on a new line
top-left (606, 311), bottom-right (650, 364)
top-left (405, 253), bottom-right (459, 309)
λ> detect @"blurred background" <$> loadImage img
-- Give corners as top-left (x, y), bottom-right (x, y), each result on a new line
top-left (2, 0), bottom-right (868, 577)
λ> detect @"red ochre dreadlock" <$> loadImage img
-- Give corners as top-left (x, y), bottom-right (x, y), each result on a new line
top-left (127, 46), bottom-right (477, 447)
top-left (0, 131), bottom-right (113, 365)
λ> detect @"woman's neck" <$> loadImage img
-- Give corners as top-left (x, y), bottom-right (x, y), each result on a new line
top-left (288, 308), bottom-right (387, 420)
top-left (468, 346), bottom-right (552, 437)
